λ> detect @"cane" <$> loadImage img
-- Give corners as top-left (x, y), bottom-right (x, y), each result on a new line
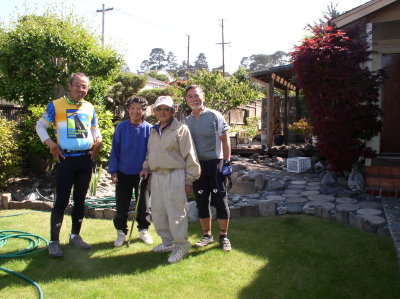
top-left (127, 177), bottom-right (143, 247)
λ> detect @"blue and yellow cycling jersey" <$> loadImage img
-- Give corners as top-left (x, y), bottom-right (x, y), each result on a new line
top-left (40, 97), bottom-right (99, 152)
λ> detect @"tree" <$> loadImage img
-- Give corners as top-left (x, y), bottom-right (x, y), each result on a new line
top-left (140, 48), bottom-right (173, 72)
top-left (240, 51), bottom-right (290, 71)
top-left (138, 86), bottom-right (182, 106)
top-left (107, 72), bottom-right (147, 119)
top-left (0, 13), bottom-right (122, 106)
top-left (166, 51), bottom-right (179, 75)
top-left (194, 53), bottom-right (209, 72)
top-left (314, 2), bottom-right (342, 26)
top-left (291, 23), bottom-right (383, 171)
top-left (147, 71), bottom-right (169, 82)
top-left (188, 69), bottom-right (260, 115)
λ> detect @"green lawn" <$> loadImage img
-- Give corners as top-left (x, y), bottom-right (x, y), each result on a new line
top-left (1, 209), bottom-right (399, 299)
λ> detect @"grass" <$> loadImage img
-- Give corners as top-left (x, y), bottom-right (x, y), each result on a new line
top-left (1, 209), bottom-right (400, 299)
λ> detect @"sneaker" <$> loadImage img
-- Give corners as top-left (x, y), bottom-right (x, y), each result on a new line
top-left (139, 229), bottom-right (153, 245)
top-left (48, 241), bottom-right (64, 258)
top-left (152, 243), bottom-right (175, 253)
top-left (69, 235), bottom-right (91, 250)
top-left (219, 236), bottom-right (231, 251)
top-left (194, 234), bottom-right (214, 247)
top-left (114, 230), bottom-right (126, 247)
top-left (168, 248), bottom-right (188, 264)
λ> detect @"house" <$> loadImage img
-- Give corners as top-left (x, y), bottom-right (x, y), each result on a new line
top-left (333, 0), bottom-right (400, 161)
top-left (332, 0), bottom-right (400, 196)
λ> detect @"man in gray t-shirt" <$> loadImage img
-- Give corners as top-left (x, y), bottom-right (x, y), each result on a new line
top-left (184, 85), bottom-right (232, 251)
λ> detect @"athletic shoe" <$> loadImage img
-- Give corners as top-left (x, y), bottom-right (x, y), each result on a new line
top-left (48, 241), bottom-right (64, 258)
top-left (114, 230), bottom-right (126, 247)
top-left (219, 236), bottom-right (232, 251)
top-left (168, 248), bottom-right (188, 264)
top-left (194, 234), bottom-right (214, 247)
top-left (69, 235), bottom-right (91, 250)
top-left (139, 229), bottom-right (153, 245)
top-left (152, 243), bottom-right (175, 253)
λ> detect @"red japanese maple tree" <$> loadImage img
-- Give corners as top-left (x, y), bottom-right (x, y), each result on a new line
top-left (291, 24), bottom-right (383, 171)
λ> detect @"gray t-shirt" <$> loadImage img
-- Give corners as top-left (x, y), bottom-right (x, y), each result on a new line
top-left (184, 108), bottom-right (229, 161)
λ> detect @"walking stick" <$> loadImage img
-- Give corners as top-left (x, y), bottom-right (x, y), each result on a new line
top-left (127, 177), bottom-right (143, 247)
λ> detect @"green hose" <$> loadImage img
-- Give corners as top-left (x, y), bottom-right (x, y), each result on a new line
top-left (0, 230), bottom-right (49, 258)
top-left (84, 196), bottom-right (117, 209)
top-left (0, 230), bottom-right (48, 298)
top-left (0, 266), bottom-right (44, 299)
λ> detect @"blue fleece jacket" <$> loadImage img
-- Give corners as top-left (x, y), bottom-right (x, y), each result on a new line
top-left (108, 120), bottom-right (152, 175)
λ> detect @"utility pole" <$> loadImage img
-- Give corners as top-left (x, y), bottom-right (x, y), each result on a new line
top-left (96, 4), bottom-right (114, 46)
top-left (186, 34), bottom-right (190, 77)
top-left (216, 18), bottom-right (231, 77)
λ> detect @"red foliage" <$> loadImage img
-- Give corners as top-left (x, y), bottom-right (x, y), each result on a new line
top-left (291, 24), bottom-right (383, 171)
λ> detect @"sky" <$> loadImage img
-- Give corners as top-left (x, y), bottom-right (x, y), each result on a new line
top-left (0, 0), bottom-right (369, 74)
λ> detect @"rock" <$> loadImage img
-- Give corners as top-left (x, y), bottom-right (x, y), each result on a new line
top-left (336, 197), bottom-right (357, 204)
top-left (321, 171), bottom-right (335, 187)
top-left (229, 206), bottom-right (241, 218)
top-left (241, 205), bottom-right (259, 217)
top-left (358, 201), bottom-right (381, 209)
top-left (254, 175), bottom-right (267, 191)
top-left (349, 213), bottom-right (364, 230)
top-left (231, 176), bottom-right (256, 195)
top-left (363, 215), bottom-right (386, 233)
top-left (1, 193), bottom-right (11, 209)
top-left (348, 163), bottom-right (365, 191)
top-left (103, 208), bottom-right (116, 219)
top-left (266, 180), bottom-right (285, 191)
top-left (8, 201), bottom-right (25, 209)
top-left (357, 208), bottom-right (382, 216)
top-left (286, 197), bottom-right (307, 214)
top-left (266, 195), bottom-right (286, 201)
top-left (94, 209), bottom-right (104, 219)
top-left (290, 180), bottom-right (307, 185)
top-left (300, 190), bottom-right (319, 196)
top-left (308, 194), bottom-right (335, 202)
top-left (257, 200), bottom-right (276, 216)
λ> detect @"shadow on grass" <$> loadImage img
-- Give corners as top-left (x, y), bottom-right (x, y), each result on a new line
top-left (1, 214), bottom-right (400, 298)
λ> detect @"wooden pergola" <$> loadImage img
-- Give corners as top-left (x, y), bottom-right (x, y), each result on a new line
top-left (251, 64), bottom-right (299, 147)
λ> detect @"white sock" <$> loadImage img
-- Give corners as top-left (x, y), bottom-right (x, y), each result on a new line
top-left (70, 234), bottom-right (77, 239)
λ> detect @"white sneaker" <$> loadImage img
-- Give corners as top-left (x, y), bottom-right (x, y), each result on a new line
top-left (152, 243), bottom-right (175, 253)
top-left (168, 248), bottom-right (188, 264)
top-left (114, 230), bottom-right (126, 247)
top-left (139, 229), bottom-right (153, 245)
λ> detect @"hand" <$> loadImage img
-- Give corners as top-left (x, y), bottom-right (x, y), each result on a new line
top-left (111, 173), bottom-right (118, 184)
top-left (44, 139), bottom-right (64, 162)
top-left (185, 184), bottom-right (193, 196)
top-left (90, 140), bottom-right (102, 160)
top-left (140, 169), bottom-right (150, 179)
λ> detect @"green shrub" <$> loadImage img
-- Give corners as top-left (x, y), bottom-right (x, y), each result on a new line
top-left (19, 105), bottom-right (52, 159)
top-left (0, 118), bottom-right (22, 188)
top-left (94, 104), bottom-right (115, 165)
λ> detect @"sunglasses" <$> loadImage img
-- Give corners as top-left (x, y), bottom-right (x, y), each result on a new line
top-left (154, 107), bottom-right (174, 112)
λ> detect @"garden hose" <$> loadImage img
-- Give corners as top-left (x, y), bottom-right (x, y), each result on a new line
top-left (84, 196), bottom-right (117, 209)
top-left (0, 229), bottom-right (48, 299)
top-left (0, 230), bottom-right (49, 258)
top-left (0, 266), bottom-right (43, 299)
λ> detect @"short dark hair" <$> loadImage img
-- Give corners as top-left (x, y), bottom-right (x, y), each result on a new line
top-left (69, 72), bottom-right (90, 85)
top-left (185, 85), bottom-right (205, 97)
top-left (126, 96), bottom-right (149, 110)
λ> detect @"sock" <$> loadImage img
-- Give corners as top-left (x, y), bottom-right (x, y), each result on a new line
top-left (70, 234), bottom-right (77, 239)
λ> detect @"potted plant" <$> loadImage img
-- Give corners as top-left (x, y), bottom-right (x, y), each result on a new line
top-left (289, 118), bottom-right (313, 144)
